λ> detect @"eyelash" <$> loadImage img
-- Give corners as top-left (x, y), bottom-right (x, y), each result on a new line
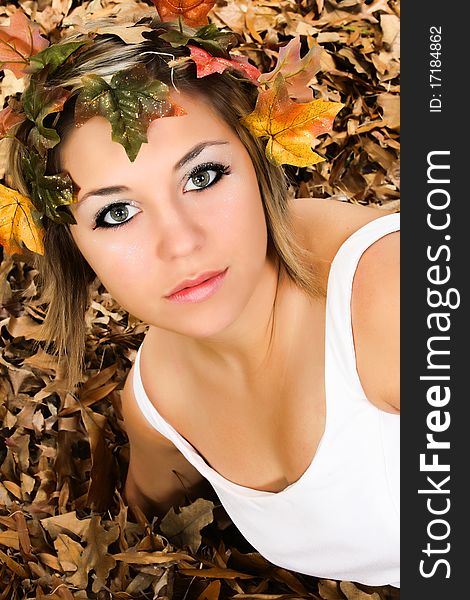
top-left (93, 161), bottom-right (231, 230)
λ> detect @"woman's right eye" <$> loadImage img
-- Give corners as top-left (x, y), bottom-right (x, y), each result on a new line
top-left (93, 203), bottom-right (140, 229)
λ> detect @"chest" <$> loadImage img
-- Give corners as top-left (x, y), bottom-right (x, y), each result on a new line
top-left (140, 325), bottom-right (326, 493)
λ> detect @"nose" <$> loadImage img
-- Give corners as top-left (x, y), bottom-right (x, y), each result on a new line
top-left (155, 202), bottom-right (204, 261)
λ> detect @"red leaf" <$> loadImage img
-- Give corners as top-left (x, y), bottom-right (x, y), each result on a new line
top-left (0, 11), bottom-right (49, 79)
top-left (152, 0), bottom-right (216, 27)
top-left (187, 45), bottom-right (261, 83)
top-left (0, 106), bottom-right (26, 137)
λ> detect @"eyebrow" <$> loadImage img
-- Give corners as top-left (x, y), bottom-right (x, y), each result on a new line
top-left (77, 140), bottom-right (229, 206)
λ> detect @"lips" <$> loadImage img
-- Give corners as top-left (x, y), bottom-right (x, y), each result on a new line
top-left (165, 268), bottom-right (227, 298)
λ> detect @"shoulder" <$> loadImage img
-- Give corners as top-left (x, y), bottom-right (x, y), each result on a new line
top-left (289, 197), bottom-right (400, 412)
top-left (351, 226), bottom-right (400, 412)
top-left (289, 197), bottom-right (392, 282)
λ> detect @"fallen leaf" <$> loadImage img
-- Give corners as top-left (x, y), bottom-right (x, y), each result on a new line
top-left (67, 516), bottom-right (119, 593)
top-left (340, 581), bottom-right (381, 600)
top-left (187, 44), bottom-right (260, 82)
top-left (0, 183), bottom-right (44, 255)
top-left (259, 36), bottom-right (322, 102)
top-left (0, 530), bottom-right (20, 551)
top-left (0, 11), bottom-right (49, 78)
top-left (377, 93), bottom-right (400, 130)
top-left (160, 497), bottom-right (214, 554)
top-left (241, 73), bottom-right (343, 167)
top-left (54, 533), bottom-right (83, 573)
top-left (153, 0), bottom-right (216, 27)
top-left (196, 580), bottom-right (221, 600)
top-left (178, 566), bottom-right (254, 579)
top-left (41, 511), bottom-right (90, 540)
top-left (113, 550), bottom-right (194, 564)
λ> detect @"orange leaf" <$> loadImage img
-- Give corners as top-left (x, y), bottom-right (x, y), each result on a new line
top-left (187, 45), bottom-right (260, 82)
top-left (0, 11), bottom-right (49, 79)
top-left (153, 0), bottom-right (216, 27)
top-left (258, 36), bottom-right (322, 102)
top-left (0, 183), bottom-right (44, 255)
top-left (241, 74), bottom-right (343, 167)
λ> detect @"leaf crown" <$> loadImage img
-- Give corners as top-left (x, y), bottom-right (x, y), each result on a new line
top-left (0, 3), bottom-right (343, 256)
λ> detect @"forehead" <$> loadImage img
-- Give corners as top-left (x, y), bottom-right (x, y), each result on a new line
top-left (61, 92), bottom-right (238, 190)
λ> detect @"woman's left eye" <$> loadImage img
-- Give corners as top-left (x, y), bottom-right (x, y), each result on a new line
top-left (184, 162), bottom-right (230, 192)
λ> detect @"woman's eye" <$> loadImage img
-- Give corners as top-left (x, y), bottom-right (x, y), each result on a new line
top-left (94, 203), bottom-right (140, 229)
top-left (184, 162), bottom-right (230, 193)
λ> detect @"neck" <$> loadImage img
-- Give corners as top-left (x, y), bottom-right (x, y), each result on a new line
top-left (152, 252), bottom-right (311, 385)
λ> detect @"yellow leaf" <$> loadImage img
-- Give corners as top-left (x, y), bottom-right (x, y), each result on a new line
top-left (241, 74), bottom-right (343, 167)
top-left (0, 183), bottom-right (44, 255)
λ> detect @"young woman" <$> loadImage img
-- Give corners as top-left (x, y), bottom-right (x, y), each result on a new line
top-left (2, 11), bottom-right (399, 589)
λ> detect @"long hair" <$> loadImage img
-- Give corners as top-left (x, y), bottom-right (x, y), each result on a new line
top-left (6, 24), bottom-right (321, 390)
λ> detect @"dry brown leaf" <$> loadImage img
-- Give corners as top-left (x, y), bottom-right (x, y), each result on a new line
top-left (179, 566), bottom-right (255, 579)
top-left (67, 516), bottom-right (119, 592)
top-left (54, 533), bottom-right (83, 573)
top-left (41, 511), bottom-right (90, 540)
top-left (196, 580), bottom-right (221, 600)
top-left (377, 93), bottom-right (400, 130)
top-left (113, 550), bottom-right (194, 564)
top-left (0, 530), bottom-right (20, 551)
top-left (340, 581), bottom-right (382, 600)
top-left (160, 497), bottom-right (214, 554)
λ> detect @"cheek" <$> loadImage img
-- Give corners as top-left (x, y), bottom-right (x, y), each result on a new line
top-left (69, 227), bottom-right (149, 294)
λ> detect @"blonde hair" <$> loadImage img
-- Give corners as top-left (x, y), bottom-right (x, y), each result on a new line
top-left (7, 26), bottom-right (321, 390)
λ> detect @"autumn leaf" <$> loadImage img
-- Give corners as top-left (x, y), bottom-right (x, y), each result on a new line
top-left (75, 64), bottom-right (185, 162)
top-left (0, 105), bottom-right (26, 137)
top-left (21, 150), bottom-right (75, 224)
top-left (153, 0), bottom-right (216, 28)
top-left (66, 516), bottom-right (120, 593)
top-left (258, 36), bottom-right (322, 102)
top-left (0, 183), bottom-right (44, 255)
top-left (156, 22), bottom-right (238, 58)
top-left (28, 41), bottom-right (87, 75)
top-left (160, 498), bottom-right (214, 554)
top-left (22, 80), bottom-right (71, 152)
top-left (241, 74), bottom-right (344, 167)
top-left (0, 11), bottom-right (49, 78)
top-left (187, 44), bottom-right (260, 82)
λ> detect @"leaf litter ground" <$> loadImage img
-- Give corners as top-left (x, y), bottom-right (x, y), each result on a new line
top-left (0, 1), bottom-right (400, 598)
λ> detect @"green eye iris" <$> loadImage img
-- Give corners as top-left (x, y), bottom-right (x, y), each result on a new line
top-left (109, 205), bottom-right (129, 222)
top-left (191, 170), bottom-right (211, 188)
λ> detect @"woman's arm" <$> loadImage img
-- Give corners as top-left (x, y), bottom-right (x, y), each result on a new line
top-left (352, 230), bottom-right (400, 412)
top-left (120, 365), bottom-right (215, 519)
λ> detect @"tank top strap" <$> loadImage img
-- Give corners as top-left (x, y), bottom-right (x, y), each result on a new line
top-left (325, 212), bottom-right (400, 402)
top-left (132, 345), bottom-right (218, 479)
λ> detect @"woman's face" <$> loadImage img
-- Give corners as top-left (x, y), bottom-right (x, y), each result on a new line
top-left (63, 92), bottom-right (268, 338)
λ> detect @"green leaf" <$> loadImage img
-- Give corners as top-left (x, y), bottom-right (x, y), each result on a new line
top-left (22, 79), bottom-right (71, 153)
top-left (75, 64), bottom-right (173, 162)
top-left (28, 41), bottom-right (87, 75)
top-left (157, 23), bottom-right (238, 58)
top-left (21, 150), bottom-right (75, 224)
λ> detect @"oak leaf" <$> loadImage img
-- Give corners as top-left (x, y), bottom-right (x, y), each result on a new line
top-left (153, 0), bottom-right (216, 28)
top-left (241, 74), bottom-right (344, 167)
top-left (160, 497), bottom-right (214, 554)
top-left (187, 45), bottom-right (260, 82)
top-left (0, 11), bottom-right (49, 78)
top-left (0, 183), bottom-right (44, 255)
top-left (258, 36), bottom-right (322, 102)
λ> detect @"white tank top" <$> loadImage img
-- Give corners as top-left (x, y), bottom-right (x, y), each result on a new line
top-left (132, 212), bottom-right (400, 588)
